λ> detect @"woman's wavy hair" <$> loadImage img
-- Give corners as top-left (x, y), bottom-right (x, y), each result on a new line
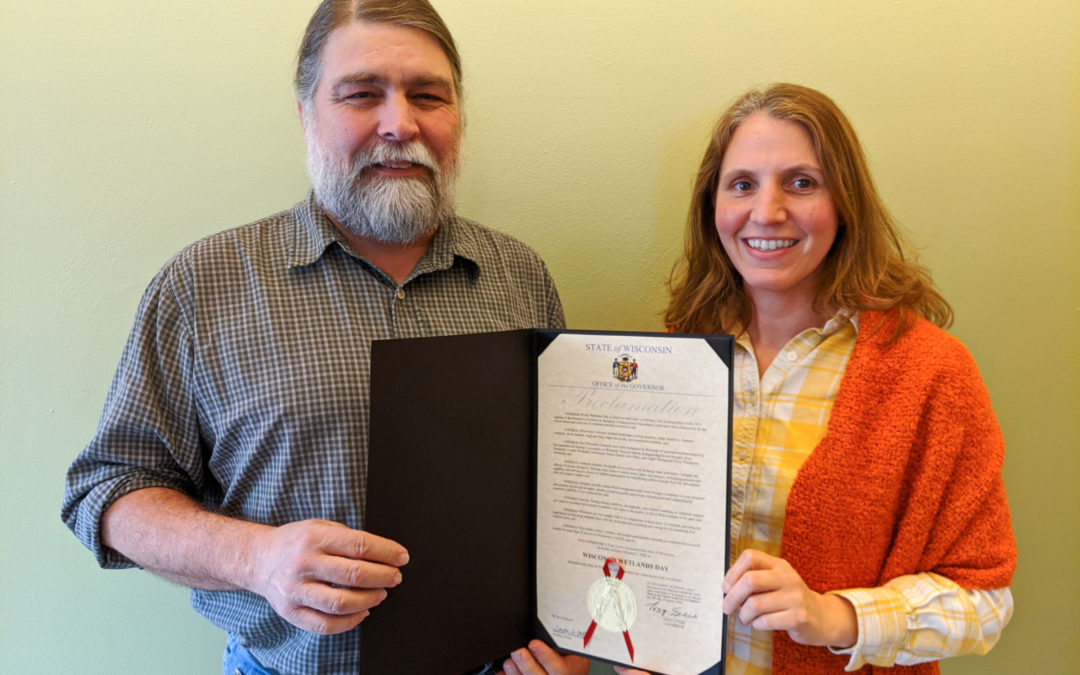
top-left (665, 83), bottom-right (952, 338)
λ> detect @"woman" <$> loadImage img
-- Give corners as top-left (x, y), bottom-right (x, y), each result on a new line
top-left (643, 84), bottom-right (1016, 674)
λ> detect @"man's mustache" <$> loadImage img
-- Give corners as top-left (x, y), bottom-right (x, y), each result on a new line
top-left (353, 142), bottom-right (440, 175)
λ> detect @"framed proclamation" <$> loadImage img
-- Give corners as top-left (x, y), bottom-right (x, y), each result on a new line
top-left (362, 330), bottom-right (732, 675)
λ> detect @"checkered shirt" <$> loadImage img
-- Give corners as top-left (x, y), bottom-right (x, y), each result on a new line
top-left (61, 193), bottom-right (564, 674)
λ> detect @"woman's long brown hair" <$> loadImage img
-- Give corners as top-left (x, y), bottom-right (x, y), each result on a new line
top-left (665, 83), bottom-right (952, 339)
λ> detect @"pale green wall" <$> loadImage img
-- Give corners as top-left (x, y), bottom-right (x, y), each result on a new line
top-left (1, 0), bottom-right (1077, 672)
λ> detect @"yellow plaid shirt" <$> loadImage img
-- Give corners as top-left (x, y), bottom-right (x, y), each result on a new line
top-left (725, 314), bottom-right (1013, 673)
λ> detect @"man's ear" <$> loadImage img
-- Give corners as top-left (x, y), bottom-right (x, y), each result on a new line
top-left (297, 101), bottom-right (307, 133)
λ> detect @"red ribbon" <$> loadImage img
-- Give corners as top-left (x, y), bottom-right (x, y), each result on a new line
top-left (582, 558), bottom-right (635, 662)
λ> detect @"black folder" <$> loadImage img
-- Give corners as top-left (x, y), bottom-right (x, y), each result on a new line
top-left (362, 329), bottom-right (732, 674)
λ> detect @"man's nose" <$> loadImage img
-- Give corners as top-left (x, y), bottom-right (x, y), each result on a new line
top-left (377, 94), bottom-right (420, 142)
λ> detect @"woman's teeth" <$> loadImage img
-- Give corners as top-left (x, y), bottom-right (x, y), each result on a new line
top-left (746, 238), bottom-right (796, 251)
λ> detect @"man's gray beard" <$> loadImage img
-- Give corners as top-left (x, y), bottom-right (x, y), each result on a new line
top-left (306, 139), bottom-right (459, 245)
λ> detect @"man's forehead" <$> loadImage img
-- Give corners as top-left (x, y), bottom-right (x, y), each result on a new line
top-left (320, 20), bottom-right (454, 81)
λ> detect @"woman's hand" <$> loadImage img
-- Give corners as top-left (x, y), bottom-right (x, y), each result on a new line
top-left (500, 640), bottom-right (591, 675)
top-left (722, 549), bottom-right (857, 648)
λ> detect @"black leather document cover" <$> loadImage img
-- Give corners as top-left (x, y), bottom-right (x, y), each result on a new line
top-left (362, 329), bottom-right (732, 674)
top-left (364, 330), bottom-right (537, 674)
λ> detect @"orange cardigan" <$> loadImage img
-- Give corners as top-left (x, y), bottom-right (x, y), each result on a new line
top-left (774, 311), bottom-right (1016, 673)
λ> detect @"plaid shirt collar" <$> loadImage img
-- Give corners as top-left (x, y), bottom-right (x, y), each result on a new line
top-left (287, 190), bottom-right (481, 281)
top-left (733, 309), bottom-right (860, 352)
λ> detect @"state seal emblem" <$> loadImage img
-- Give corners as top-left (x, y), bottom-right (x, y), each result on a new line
top-left (612, 355), bottom-right (638, 383)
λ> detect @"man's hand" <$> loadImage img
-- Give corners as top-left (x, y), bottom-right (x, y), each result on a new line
top-left (722, 549), bottom-right (856, 648)
top-left (500, 640), bottom-right (590, 675)
top-left (101, 489), bottom-right (409, 636)
top-left (248, 519), bottom-right (409, 635)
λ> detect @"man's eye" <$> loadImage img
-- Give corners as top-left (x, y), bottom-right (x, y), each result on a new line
top-left (412, 93), bottom-right (448, 106)
top-left (340, 90), bottom-right (380, 103)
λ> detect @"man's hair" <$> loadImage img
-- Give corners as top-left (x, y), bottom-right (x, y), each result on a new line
top-left (295, 0), bottom-right (463, 107)
top-left (665, 83), bottom-right (952, 338)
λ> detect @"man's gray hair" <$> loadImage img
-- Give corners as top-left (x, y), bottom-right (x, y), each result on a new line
top-left (295, 0), bottom-right (463, 107)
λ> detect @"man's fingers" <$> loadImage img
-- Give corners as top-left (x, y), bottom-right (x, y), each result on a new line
top-left (281, 584), bottom-right (395, 633)
top-left (283, 604), bottom-right (370, 635)
top-left (503, 641), bottom-right (590, 675)
top-left (501, 660), bottom-right (522, 675)
top-left (528, 639), bottom-right (590, 674)
top-left (510, 648), bottom-right (544, 675)
top-left (312, 554), bottom-right (404, 589)
top-left (525, 640), bottom-right (563, 669)
top-left (293, 583), bottom-right (390, 616)
top-left (251, 520), bottom-right (410, 634)
top-left (320, 525), bottom-right (409, 566)
top-left (530, 640), bottom-right (591, 675)
top-left (507, 644), bottom-right (564, 675)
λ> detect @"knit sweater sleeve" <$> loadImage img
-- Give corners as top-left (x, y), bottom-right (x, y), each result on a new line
top-left (877, 321), bottom-right (1015, 590)
top-left (774, 311), bottom-right (1016, 674)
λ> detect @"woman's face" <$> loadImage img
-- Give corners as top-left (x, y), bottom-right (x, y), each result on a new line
top-left (714, 113), bottom-right (838, 310)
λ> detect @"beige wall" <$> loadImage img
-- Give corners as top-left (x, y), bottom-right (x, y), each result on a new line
top-left (2, 0), bottom-right (1076, 672)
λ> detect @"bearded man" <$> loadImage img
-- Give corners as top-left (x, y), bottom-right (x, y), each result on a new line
top-left (61, 2), bottom-right (579, 673)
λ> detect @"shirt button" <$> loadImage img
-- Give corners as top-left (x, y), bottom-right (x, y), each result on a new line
top-left (395, 288), bottom-right (406, 300)
top-left (786, 350), bottom-right (797, 362)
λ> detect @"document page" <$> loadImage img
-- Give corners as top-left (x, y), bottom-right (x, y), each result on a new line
top-left (536, 333), bottom-right (730, 674)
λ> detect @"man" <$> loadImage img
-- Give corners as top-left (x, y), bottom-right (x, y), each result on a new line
top-left (62, 2), bottom-right (585, 673)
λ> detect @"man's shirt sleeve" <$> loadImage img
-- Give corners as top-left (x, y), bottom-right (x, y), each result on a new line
top-left (542, 261), bottom-right (565, 329)
top-left (61, 265), bottom-right (204, 568)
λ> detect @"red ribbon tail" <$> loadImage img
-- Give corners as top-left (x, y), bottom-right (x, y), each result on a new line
top-left (623, 630), bottom-right (634, 661)
top-left (583, 620), bottom-right (598, 649)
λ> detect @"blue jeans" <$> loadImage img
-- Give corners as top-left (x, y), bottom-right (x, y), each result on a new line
top-left (222, 635), bottom-right (281, 675)
top-left (222, 634), bottom-right (502, 674)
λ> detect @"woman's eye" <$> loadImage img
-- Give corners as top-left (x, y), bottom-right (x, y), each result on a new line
top-left (732, 180), bottom-right (752, 192)
top-left (792, 178), bottom-right (814, 189)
